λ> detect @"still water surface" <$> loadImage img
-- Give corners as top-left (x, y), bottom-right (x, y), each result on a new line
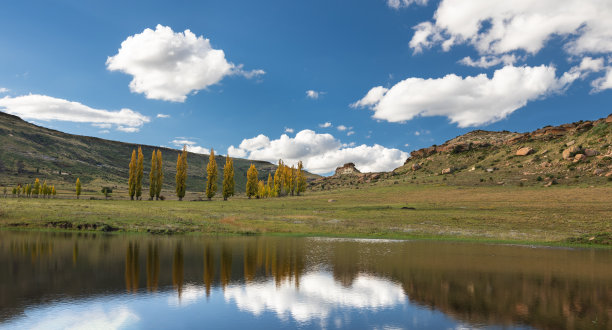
top-left (0, 231), bottom-right (611, 329)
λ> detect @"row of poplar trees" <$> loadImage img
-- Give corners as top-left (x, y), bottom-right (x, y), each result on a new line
top-left (128, 147), bottom-right (163, 200)
top-left (245, 159), bottom-right (306, 199)
top-left (128, 146), bottom-right (305, 201)
top-left (10, 178), bottom-right (56, 198)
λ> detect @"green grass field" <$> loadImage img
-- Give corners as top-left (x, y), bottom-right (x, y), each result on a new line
top-left (1, 184), bottom-right (610, 246)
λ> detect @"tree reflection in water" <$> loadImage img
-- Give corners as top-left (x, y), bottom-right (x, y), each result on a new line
top-left (0, 232), bottom-right (610, 329)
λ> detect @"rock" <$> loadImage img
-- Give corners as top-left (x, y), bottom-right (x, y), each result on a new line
top-left (334, 163), bottom-right (361, 176)
top-left (441, 168), bottom-right (453, 175)
top-left (469, 166), bottom-right (476, 171)
top-left (327, 199), bottom-right (336, 203)
top-left (573, 154), bottom-right (586, 162)
top-left (486, 168), bottom-right (495, 173)
top-left (584, 149), bottom-right (599, 157)
top-left (606, 114), bottom-right (612, 123)
top-left (516, 147), bottom-right (534, 156)
top-left (593, 168), bottom-right (605, 176)
top-left (411, 163), bottom-right (421, 171)
top-left (566, 140), bottom-right (575, 146)
top-left (562, 146), bottom-right (581, 160)
top-left (606, 171), bottom-right (612, 177)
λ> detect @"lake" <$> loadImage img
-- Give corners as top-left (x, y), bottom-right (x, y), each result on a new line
top-left (0, 231), bottom-right (610, 329)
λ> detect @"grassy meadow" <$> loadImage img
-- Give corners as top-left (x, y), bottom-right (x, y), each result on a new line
top-left (1, 184), bottom-right (610, 246)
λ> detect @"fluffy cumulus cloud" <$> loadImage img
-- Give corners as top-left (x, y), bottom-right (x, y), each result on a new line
top-left (284, 127), bottom-right (294, 133)
top-left (171, 139), bottom-right (210, 154)
top-left (318, 122), bottom-right (332, 128)
top-left (0, 87), bottom-right (9, 93)
top-left (458, 54), bottom-right (518, 68)
top-left (227, 130), bottom-right (407, 174)
top-left (353, 65), bottom-right (578, 127)
top-left (0, 94), bottom-right (149, 132)
top-left (409, 0), bottom-right (612, 56)
top-left (106, 24), bottom-right (264, 102)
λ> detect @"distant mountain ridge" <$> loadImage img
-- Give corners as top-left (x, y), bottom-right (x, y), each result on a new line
top-left (0, 112), bottom-right (319, 193)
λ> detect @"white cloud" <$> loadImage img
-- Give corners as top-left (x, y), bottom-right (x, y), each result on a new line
top-left (227, 145), bottom-right (247, 158)
top-left (458, 54), bottom-right (518, 68)
top-left (117, 126), bottom-right (140, 133)
top-left (591, 68), bottom-right (612, 92)
top-left (284, 127), bottom-right (294, 133)
top-left (171, 139), bottom-right (210, 154)
top-left (409, 1), bottom-right (612, 57)
top-left (106, 24), bottom-right (263, 102)
top-left (0, 87), bottom-right (9, 93)
top-left (0, 94), bottom-right (150, 131)
top-left (156, 113), bottom-right (170, 118)
top-left (225, 271), bottom-right (406, 323)
top-left (318, 122), bottom-right (332, 128)
top-left (387, 0), bottom-right (428, 10)
top-left (353, 65), bottom-right (578, 127)
top-left (306, 90), bottom-right (323, 99)
top-left (228, 129), bottom-right (407, 174)
top-left (92, 123), bottom-right (112, 129)
top-left (346, 131), bottom-right (355, 136)
top-left (99, 130), bottom-right (110, 134)
top-left (336, 125), bottom-right (348, 131)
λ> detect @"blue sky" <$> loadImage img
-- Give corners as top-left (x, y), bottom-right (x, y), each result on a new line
top-left (1, 0), bottom-right (611, 175)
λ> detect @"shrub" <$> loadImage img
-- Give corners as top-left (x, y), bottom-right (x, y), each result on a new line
top-left (536, 176), bottom-right (543, 181)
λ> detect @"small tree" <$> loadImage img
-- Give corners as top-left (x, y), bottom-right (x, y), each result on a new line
top-left (33, 178), bottom-right (40, 198)
top-left (101, 187), bottom-right (112, 200)
top-left (273, 160), bottom-right (283, 197)
top-left (51, 186), bottom-right (56, 198)
top-left (26, 184), bottom-right (31, 197)
top-left (136, 146), bottom-right (144, 200)
top-left (128, 149), bottom-right (137, 200)
top-left (12, 186), bottom-right (17, 197)
top-left (222, 154), bottom-right (234, 201)
top-left (266, 173), bottom-right (273, 197)
top-left (76, 178), bottom-right (82, 199)
top-left (175, 146), bottom-right (188, 201)
top-left (16, 185), bottom-right (21, 198)
top-left (257, 180), bottom-right (266, 199)
top-left (297, 160), bottom-right (306, 196)
top-left (156, 150), bottom-right (163, 200)
top-left (205, 149), bottom-right (218, 200)
top-left (246, 164), bottom-right (258, 199)
top-left (149, 150), bottom-right (158, 200)
top-left (42, 181), bottom-right (48, 199)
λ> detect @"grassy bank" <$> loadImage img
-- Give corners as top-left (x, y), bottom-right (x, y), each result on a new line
top-left (0, 184), bottom-right (611, 245)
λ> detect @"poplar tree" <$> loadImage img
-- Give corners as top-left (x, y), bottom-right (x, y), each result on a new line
top-left (297, 160), bottom-right (306, 195)
top-left (222, 155), bottom-right (235, 201)
top-left (205, 149), bottom-right (218, 200)
top-left (156, 150), bottom-right (163, 200)
top-left (149, 150), bottom-right (158, 200)
top-left (288, 165), bottom-right (296, 196)
top-left (175, 146), bottom-right (188, 201)
top-left (136, 146), bottom-right (144, 200)
top-left (76, 178), bottom-right (82, 199)
top-left (33, 178), bottom-right (40, 198)
top-left (51, 186), bottom-right (56, 198)
top-left (128, 149), bottom-right (137, 200)
top-left (273, 160), bottom-right (283, 197)
top-left (12, 187), bottom-right (16, 197)
top-left (246, 164), bottom-right (258, 199)
top-left (257, 180), bottom-right (266, 199)
top-left (26, 184), bottom-right (31, 197)
top-left (17, 185), bottom-right (21, 198)
top-left (42, 181), bottom-right (48, 198)
top-left (266, 173), bottom-right (273, 198)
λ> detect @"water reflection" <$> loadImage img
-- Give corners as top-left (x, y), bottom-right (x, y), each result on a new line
top-left (0, 231), bottom-right (611, 329)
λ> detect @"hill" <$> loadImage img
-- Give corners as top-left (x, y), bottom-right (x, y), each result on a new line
top-left (0, 112), bottom-right (318, 195)
top-left (311, 114), bottom-right (612, 190)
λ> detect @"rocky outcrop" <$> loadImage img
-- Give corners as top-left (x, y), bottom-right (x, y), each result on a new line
top-left (562, 146), bottom-right (582, 160)
top-left (405, 114), bottom-right (611, 162)
top-left (334, 163), bottom-right (361, 176)
top-left (516, 147), bottom-right (534, 156)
